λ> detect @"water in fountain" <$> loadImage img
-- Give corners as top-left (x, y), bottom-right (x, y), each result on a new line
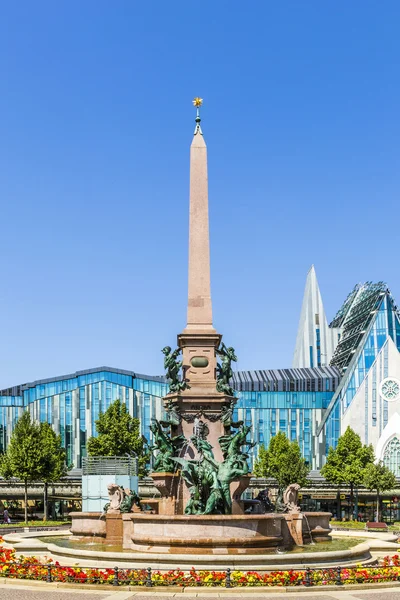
top-left (174, 440), bottom-right (190, 514)
top-left (302, 514), bottom-right (315, 545)
top-left (85, 513), bottom-right (105, 546)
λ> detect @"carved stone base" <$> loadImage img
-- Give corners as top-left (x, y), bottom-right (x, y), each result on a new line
top-left (150, 472), bottom-right (181, 515)
top-left (230, 475), bottom-right (252, 514)
top-left (106, 512), bottom-right (123, 544)
top-left (283, 513), bottom-right (304, 546)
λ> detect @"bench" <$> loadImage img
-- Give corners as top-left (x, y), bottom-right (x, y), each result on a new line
top-left (365, 521), bottom-right (388, 531)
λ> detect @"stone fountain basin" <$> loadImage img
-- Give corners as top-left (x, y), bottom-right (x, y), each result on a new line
top-left (122, 512), bottom-right (331, 554)
top-left (70, 511), bottom-right (331, 555)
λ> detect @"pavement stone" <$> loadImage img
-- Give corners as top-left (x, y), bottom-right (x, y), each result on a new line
top-left (2, 586), bottom-right (400, 599)
top-left (352, 593), bottom-right (400, 599)
top-left (0, 588), bottom-right (107, 600)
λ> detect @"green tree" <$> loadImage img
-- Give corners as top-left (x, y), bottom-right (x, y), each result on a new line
top-left (253, 431), bottom-right (309, 495)
top-left (321, 426), bottom-right (374, 519)
top-left (38, 422), bottom-right (69, 521)
top-left (363, 461), bottom-right (396, 522)
top-left (87, 399), bottom-right (148, 475)
top-left (0, 412), bottom-right (43, 522)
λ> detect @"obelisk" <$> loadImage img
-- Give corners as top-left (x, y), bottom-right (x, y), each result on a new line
top-left (176, 98), bottom-right (225, 458)
top-left (178, 99), bottom-right (221, 395)
top-left (185, 100), bottom-right (214, 332)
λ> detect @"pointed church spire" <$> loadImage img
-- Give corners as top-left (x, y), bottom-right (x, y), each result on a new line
top-left (185, 98), bottom-right (214, 332)
top-left (293, 265), bottom-right (336, 368)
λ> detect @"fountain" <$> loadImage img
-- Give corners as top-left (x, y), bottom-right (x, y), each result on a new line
top-left (66, 99), bottom-right (332, 563)
top-left (4, 102), bottom-right (384, 570)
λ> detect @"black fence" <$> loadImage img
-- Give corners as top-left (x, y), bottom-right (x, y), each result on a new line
top-left (1, 562), bottom-right (400, 587)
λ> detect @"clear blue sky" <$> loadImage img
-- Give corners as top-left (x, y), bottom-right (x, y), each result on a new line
top-left (0, 1), bottom-right (399, 388)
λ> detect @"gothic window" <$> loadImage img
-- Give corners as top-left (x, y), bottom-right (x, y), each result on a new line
top-left (383, 437), bottom-right (400, 476)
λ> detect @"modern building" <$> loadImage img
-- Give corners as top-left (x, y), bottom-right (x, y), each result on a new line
top-left (1, 273), bottom-right (400, 472)
top-left (317, 281), bottom-right (400, 471)
top-left (2, 272), bottom-right (400, 479)
top-left (0, 368), bottom-right (167, 468)
top-left (231, 366), bottom-right (340, 468)
top-left (292, 272), bottom-right (400, 468)
top-left (292, 265), bottom-right (339, 369)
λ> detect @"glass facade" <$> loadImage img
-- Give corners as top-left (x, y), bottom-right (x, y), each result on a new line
top-left (320, 291), bottom-right (400, 455)
top-left (0, 284), bottom-right (398, 474)
top-left (0, 396), bottom-right (24, 454)
top-left (0, 365), bottom-right (339, 470)
top-left (0, 368), bottom-right (167, 468)
top-left (324, 399), bottom-right (340, 455)
top-left (230, 366), bottom-right (339, 468)
top-left (234, 390), bottom-right (334, 467)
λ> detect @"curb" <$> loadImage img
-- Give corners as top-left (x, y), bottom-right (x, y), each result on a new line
top-left (1, 577), bottom-right (400, 593)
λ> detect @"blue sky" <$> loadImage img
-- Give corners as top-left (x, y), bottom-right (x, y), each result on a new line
top-left (0, 1), bottom-right (399, 388)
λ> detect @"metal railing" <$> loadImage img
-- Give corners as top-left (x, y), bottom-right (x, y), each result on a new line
top-left (1, 562), bottom-right (400, 587)
top-left (82, 456), bottom-right (138, 476)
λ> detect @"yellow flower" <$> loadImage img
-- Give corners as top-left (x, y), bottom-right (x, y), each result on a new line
top-left (192, 97), bottom-right (203, 107)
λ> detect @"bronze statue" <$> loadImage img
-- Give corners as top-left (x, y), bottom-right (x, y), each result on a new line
top-left (150, 419), bottom-right (187, 472)
top-left (216, 343), bottom-right (237, 396)
top-left (160, 398), bottom-right (181, 428)
top-left (173, 421), bottom-right (253, 515)
top-left (255, 488), bottom-right (274, 513)
top-left (162, 346), bottom-right (190, 393)
top-left (220, 399), bottom-right (243, 428)
top-left (219, 424), bottom-right (253, 460)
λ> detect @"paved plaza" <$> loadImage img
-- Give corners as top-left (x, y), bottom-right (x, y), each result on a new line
top-left (1, 583), bottom-right (400, 600)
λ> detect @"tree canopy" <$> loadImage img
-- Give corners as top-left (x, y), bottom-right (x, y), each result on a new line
top-left (87, 399), bottom-right (148, 475)
top-left (363, 461), bottom-right (396, 522)
top-left (0, 413), bottom-right (70, 522)
top-left (0, 412), bottom-right (43, 522)
top-left (38, 422), bottom-right (68, 482)
top-left (38, 422), bottom-right (69, 520)
top-left (253, 431), bottom-right (309, 490)
top-left (321, 425), bottom-right (375, 516)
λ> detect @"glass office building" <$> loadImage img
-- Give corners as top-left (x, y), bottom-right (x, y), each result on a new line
top-left (1, 276), bottom-right (400, 475)
top-left (0, 368), bottom-right (167, 468)
top-left (0, 364), bottom-right (340, 470)
top-left (231, 366), bottom-right (340, 467)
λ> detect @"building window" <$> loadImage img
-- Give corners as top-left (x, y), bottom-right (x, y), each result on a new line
top-left (383, 437), bottom-right (400, 476)
top-left (380, 377), bottom-right (400, 402)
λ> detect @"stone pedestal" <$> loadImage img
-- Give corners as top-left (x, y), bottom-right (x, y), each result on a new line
top-left (106, 512), bottom-right (123, 544)
top-left (69, 512), bottom-right (106, 538)
top-left (303, 511), bottom-right (332, 542)
top-left (150, 472), bottom-right (181, 515)
top-left (230, 475), bottom-right (252, 514)
top-left (283, 513), bottom-right (304, 546)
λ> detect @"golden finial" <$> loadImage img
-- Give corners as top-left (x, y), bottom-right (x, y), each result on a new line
top-left (192, 97), bottom-right (203, 134)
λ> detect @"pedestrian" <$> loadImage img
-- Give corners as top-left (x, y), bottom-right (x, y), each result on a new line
top-left (3, 508), bottom-right (11, 524)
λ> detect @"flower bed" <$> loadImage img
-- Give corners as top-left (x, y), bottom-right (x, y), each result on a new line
top-left (1, 537), bottom-right (400, 587)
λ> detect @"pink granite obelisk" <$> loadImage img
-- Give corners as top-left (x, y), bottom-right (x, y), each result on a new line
top-left (184, 109), bottom-right (215, 333)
